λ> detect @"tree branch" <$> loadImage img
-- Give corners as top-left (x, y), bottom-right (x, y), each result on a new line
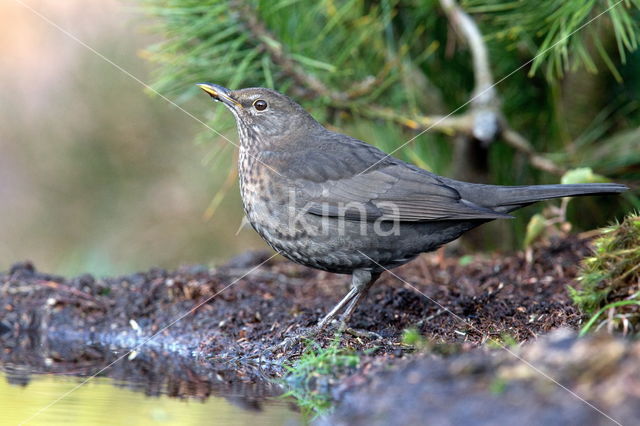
top-left (233, 1), bottom-right (405, 104)
top-left (502, 128), bottom-right (567, 175)
top-left (361, 108), bottom-right (566, 176)
top-left (437, 0), bottom-right (568, 176)
top-left (439, 0), bottom-right (500, 143)
top-left (233, 0), bottom-right (566, 177)
top-left (230, 1), bottom-right (345, 102)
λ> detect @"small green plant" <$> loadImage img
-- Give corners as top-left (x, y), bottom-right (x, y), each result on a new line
top-left (489, 377), bottom-right (507, 395)
top-left (401, 327), bottom-right (427, 348)
top-left (401, 328), bottom-right (469, 355)
top-left (569, 213), bottom-right (640, 336)
top-left (282, 338), bottom-right (360, 418)
top-left (458, 255), bottom-right (475, 267)
top-left (486, 333), bottom-right (519, 349)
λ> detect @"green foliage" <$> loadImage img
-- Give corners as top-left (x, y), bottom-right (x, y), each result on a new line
top-left (569, 213), bottom-right (640, 335)
top-left (560, 167), bottom-right (610, 185)
top-left (489, 377), bottom-right (507, 394)
top-left (523, 213), bottom-right (548, 248)
top-left (458, 254), bottom-right (475, 266)
top-left (578, 299), bottom-right (640, 336)
top-left (282, 339), bottom-right (360, 417)
top-left (142, 0), bottom-right (438, 106)
top-left (464, 0), bottom-right (640, 80)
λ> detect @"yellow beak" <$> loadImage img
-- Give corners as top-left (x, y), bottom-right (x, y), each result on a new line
top-left (196, 83), bottom-right (242, 108)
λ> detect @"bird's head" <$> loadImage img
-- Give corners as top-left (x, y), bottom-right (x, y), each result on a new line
top-left (197, 83), bottom-right (321, 148)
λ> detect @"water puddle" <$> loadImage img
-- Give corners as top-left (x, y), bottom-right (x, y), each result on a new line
top-left (0, 333), bottom-right (300, 425)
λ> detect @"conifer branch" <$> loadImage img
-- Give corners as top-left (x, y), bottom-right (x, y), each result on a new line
top-left (232, 2), bottom-right (404, 103)
top-left (230, 1), bottom-right (343, 101)
top-left (440, 0), bottom-right (500, 143)
top-left (233, 0), bottom-right (566, 176)
top-left (438, 0), bottom-right (567, 175)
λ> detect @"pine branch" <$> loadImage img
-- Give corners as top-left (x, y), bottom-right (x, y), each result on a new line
top-left (231, 1), bottom-right (401, 103)
top-left (440, 0), bottom-right (494, 104)
top-left (230, 1), bottom-right (345, 101)
top-left (359, 107), bottom-right (566, 176)
top-left (502, 128), bottom-right (567, 175)
top-left (141, 0), bottom-right (626, 179)
top-left (464, 0), bottom-right (640, 80)
top-left (437, 0), bottom-right (569, 175)
top-left (233, 0), bottom-right (565, 176)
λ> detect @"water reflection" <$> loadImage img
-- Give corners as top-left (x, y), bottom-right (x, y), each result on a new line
top-left (0, 332), bottom-right (299, 425)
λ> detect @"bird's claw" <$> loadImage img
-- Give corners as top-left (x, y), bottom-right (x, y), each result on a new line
top-left (342, 327), bottom-right (383, 340)
top-left (265, 327), bottom-right (316, 354)
top-left (265, 321), bottom-right (382, 356)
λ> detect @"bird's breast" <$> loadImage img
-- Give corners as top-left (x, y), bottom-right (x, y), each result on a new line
top-left (238, 148), bottom-right (289, 232)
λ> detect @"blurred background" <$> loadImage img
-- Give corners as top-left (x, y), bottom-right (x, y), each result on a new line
top-left (1, 0), bottom-right (638, 276)
top-left (0, 0), bottom-right (266, 275)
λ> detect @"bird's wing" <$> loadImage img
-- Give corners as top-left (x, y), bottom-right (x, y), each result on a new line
top-left (299, 165), bottom-right (510, 221)
top-left (270, 136), bottom-right (510, 222)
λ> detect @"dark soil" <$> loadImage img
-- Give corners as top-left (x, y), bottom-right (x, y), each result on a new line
top-left (2, 234), bottom-right (635, 424)
top-left (2, 236), bottom-right (587, 361)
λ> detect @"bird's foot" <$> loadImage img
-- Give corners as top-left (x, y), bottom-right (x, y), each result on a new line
top-left (341, 326), bottom-right (382, 340)
top-left (266, 320), bottom-right (382, 355)
top-left (265, 326), bottom-right (319, 354)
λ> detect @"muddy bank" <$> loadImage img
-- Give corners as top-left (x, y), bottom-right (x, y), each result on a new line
top-left (2, 236), bottom-right (588, 361)
top-left (3, 235), bottom-right (635, 422)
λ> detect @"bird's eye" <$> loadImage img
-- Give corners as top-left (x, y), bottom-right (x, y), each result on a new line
top-left (253, 99), bottom-right (268, 111)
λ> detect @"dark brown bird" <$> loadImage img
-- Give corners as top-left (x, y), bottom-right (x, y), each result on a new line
top-left (197, 83), bottom-right (628, 335)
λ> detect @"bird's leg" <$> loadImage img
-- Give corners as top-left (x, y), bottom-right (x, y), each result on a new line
top-left (335, 271), bottom-right (382, 339)
top-left (316, 286), bottom-right (358, 330)
top-left (267, 271), bottom-right (381, 354)
top-left (266, 284), bottom-right (357, 354)
top-left (317, 270), bottom-right (379, 330)
top-left (338, 278), bottom-right (376, 325)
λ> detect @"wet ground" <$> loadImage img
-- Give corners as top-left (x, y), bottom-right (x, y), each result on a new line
top-left (1, 235), bottom-right (637, 424)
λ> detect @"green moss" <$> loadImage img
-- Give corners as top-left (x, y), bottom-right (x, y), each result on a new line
top-left (281, 338), bottom-right (360, 418)
top-left (570, 213), bottom-right (640, 335)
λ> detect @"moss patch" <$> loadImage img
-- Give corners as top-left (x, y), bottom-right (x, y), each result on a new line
top-left (569, 214), bottom-right (640, 335)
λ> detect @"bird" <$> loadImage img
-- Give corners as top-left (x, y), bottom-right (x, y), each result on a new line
top-left (197, 83), bottom-right (628, 336)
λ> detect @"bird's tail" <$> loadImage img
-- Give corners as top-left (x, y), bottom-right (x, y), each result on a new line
top-left (446, 181), bottom-right (629, 214)
top-left (492, 183), bottom-right (628, 207)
